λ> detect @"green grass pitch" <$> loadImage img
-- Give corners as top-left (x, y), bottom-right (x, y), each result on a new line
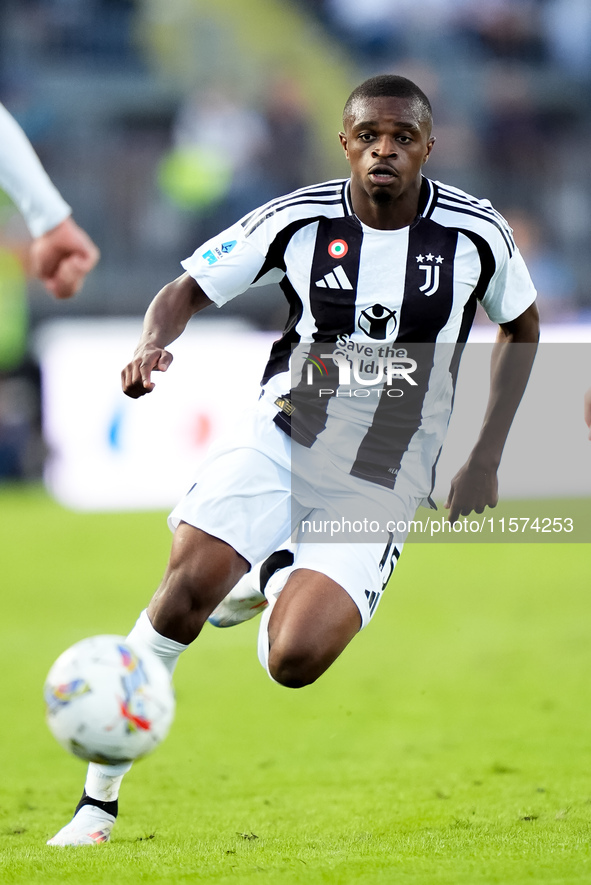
top-left (1, 485), bottom-right (590, 884)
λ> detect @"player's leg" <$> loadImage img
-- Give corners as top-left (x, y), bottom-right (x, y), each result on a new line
top-left (48, 524), bottom-right (249, 846)
top-left (266, 568), bottom-right (362, 688)
top-left (256, 532), bottom-right (403, 688)
top-left (146, 523), bottom-right (250, 643)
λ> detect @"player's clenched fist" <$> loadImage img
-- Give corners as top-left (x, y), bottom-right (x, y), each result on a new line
top-left (121, 346), bottom-right (173, 398)
top-left (30, 216), bottom-right (100, 299)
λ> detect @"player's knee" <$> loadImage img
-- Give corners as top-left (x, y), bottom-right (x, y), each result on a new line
top-left (267, 644), bottom-right (323, 689)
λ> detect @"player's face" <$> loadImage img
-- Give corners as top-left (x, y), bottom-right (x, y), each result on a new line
top-left (339, 96), bottom-right (435, 221)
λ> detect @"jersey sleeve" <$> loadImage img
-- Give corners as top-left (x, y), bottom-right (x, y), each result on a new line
top-left (181, 217), bottom-right (284, 308)
top-left (0, 103), bottom-right (71, 237)
top-left (479, 244), bottom-right (537, 324)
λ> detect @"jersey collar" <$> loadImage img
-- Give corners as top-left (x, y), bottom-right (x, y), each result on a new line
top-left (345, 176), bottom-right (434, 228)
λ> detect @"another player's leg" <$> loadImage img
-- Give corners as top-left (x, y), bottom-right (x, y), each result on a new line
top-left (47, 524), bottom-right (248, 846)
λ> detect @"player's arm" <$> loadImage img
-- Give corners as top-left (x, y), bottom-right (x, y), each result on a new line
top-left (0, 102), bottom-right (71, 236)
top-left (0, 102), bottom-right (99, 299)
top-left (445, 301), bottom-right (539, 524)
top-left (122, 272), bottom-right (212, 399)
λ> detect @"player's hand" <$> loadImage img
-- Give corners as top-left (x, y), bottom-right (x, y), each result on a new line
top-left (121, 345), bottom-right (173, 398)
top-left (444, 457), bottom-right (499, 525)
top-left (29, 216), bottom-right (100, 299)
top-left (584, 387), bottom-right (591, 440)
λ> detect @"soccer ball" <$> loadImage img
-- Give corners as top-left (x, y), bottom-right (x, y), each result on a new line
top-left (44, 635), bottom-right (175, 764)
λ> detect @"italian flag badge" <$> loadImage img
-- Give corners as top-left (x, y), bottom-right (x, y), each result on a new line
top-left (328, 239), bottom-right (348, 259)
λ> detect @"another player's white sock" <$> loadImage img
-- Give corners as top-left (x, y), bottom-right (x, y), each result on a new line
top-left (257, 566), bottom-right (295, 681)
top-left (83, 610), bottom-right (188, 804)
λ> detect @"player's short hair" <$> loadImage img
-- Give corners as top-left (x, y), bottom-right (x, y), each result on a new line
top-left (343, 75), bottom-right (433, 131)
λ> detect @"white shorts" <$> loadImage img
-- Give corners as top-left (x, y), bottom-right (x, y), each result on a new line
top-left (169, 400), bottom-right (422, 627)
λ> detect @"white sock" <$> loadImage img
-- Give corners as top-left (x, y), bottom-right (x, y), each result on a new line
top-left (257, 566), bottom-right (294, 681)
top-left (257, 603), bottom-right (274, 679)
top-left (84, 761), bottom-right (132, 803)
top-left (127, 608), bottom-right (189, 676)
top-left (82, 610), bottom-right (189, 805)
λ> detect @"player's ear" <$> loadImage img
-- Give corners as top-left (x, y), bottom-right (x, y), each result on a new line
top-left (339, 131), bottom-right (349, 158)
top-left (423, 136), bottom-right (436, 164)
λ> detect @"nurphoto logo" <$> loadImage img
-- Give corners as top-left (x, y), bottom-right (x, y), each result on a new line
top-left (303, 343), bottom-right (418, 398)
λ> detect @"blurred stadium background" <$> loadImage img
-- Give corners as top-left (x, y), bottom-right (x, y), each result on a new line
top-left (0, 0), bottom-right (590, 498)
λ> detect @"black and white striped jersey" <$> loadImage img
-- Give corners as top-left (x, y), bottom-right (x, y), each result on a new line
top-left (182, 176), bottom-right (536, 499)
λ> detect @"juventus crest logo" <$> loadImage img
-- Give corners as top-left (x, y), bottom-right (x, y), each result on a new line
top-left (358, 304), bottom-right (397, 339)
top-left (416, 253), bottom-right (444, 297)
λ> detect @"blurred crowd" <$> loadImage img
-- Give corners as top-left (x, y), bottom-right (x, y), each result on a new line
top-left (303, 0), bottom-right (591, 80)
top-left (0, 0), bottom-right (590, 479)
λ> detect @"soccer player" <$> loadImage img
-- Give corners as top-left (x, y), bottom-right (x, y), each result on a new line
top-left (48, 75), bottom-right (539, 845)
top-left (0, 102), bottom-right (99, 299)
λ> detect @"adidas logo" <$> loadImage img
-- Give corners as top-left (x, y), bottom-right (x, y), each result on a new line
top-left (315, 266), bottom-right (353, 290)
